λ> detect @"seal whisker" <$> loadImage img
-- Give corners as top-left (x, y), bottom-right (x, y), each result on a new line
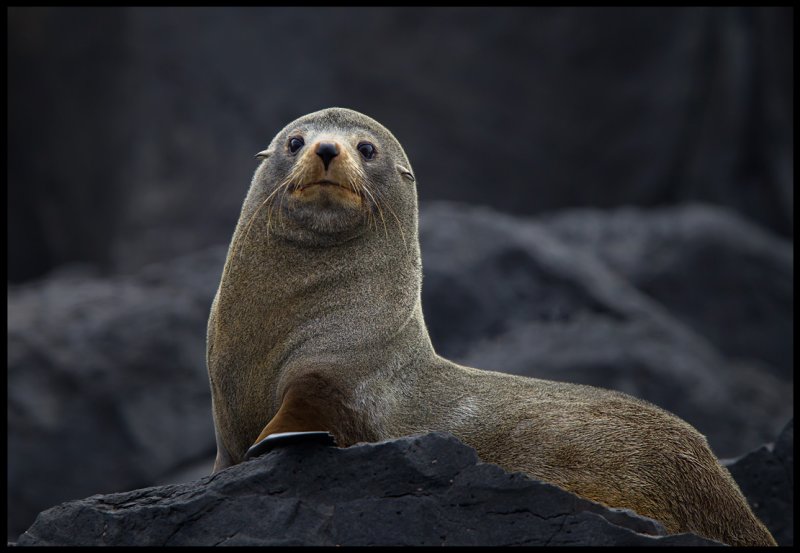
top-left (344, 161), bottom-right (379, 234)
top-left (362, 181), bottom-right (389, 240)
top-left (265, 202), bottom-right (275, 244)
top-left (265, 182), bottom-right (286, 242)
top-left (384, 202), bottom-right (407, 254)
top-left (265, 192), bottom-right (279, 243)
top-left (356, 181), bottom-right (374, 232)
top-left (276, 180), bottom-right (292, 233)
top-left (347, 174), bottom-right (369, 229)
top-left (266, 178), bottom-right (295, 242)
top-left (373, 186), bottom-right (407, 254)
top-left (230, 192), bottom-right (273, 260)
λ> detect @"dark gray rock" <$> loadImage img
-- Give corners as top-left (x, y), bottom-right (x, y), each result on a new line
top-left (6, 248), bottom-right (226, 540)
top-left (544, 204), bottom-right (794, 380)
top-left (16, 433), bottom-right (721, 546)
top-left (725, 418), bottom-right (793, 546)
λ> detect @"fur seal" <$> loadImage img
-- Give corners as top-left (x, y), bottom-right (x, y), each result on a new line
top-left (206, 107), bottom-right (776, 546)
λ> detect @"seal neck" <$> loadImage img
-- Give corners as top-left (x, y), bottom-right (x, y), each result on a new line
top-left (212, 217), bottom-right (433, 392)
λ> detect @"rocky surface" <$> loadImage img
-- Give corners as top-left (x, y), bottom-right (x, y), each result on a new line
top-left (7, 202), bottom-right (792, 540)
top-left (544, 205), bottom-right (794, 380)
top-left (725, 419), bottom-right (794, 546)
top-left (7, 249), bottom-right (222, 538)
top-left (15, 433), bottom-right (721, 546)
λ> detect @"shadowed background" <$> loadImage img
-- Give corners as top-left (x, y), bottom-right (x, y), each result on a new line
top-left (8, 6), bottom-right (793, 280)
top-left (7, 6), bottom-right (793, 543)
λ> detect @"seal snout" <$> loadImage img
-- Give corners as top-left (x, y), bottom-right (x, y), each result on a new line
top-left (315, 142), bottom-right (339, 171)
top-left (285, 137), bottom-right (363, 210)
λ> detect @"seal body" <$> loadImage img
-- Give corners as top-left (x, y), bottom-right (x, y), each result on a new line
top-left (207, 108), bottom-right (776, 546)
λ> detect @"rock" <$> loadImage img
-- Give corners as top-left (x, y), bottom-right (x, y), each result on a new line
top-left (16, 433), bottom-right (721, 546)
top-left (544, 204), bottom-right (794, 380)
top-left (725, 419), bottom-right (794, 546)
top-left (6, 247), bottom-right (226, 540)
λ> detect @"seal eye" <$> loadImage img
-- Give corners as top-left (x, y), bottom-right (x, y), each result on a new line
top-left (357, 142), bottom-right (376, 160)
top-left (288, 137), bottom-right (304, 154)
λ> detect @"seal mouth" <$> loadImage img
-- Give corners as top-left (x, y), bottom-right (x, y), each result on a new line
top-left (293, 179), bottom-right (349, 191)
top-left (288, 179), bottom-right (363, 210)
top-left (290, 180), bottom-right (361, 199)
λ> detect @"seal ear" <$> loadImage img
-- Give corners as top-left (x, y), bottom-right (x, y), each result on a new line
top-left (255, 148), bottom-right (273, 160)
top-left (396, 165), bottom-right (415, 182)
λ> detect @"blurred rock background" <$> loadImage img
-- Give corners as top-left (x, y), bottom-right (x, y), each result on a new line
top-left (7, 6), bottom-right (793, 542)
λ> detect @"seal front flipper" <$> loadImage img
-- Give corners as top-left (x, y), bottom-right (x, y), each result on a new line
top-left (246, 373), bottom-right (361, 459)
top-left (244, 377), bottom-right (336, 460)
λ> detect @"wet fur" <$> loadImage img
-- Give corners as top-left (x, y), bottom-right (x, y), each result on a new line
top-left (207, 108), bottom-right (776, 546)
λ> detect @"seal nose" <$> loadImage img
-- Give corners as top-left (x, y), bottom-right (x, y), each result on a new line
top-left (315, 142), bottom-right (339, 171)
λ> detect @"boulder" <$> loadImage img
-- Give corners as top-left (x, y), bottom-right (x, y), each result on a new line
top-left (725, 419), bottom-right (794, 546)
top-left (544, 204), bottom-right (793, 380)
top-left (16, 433), bottom-right (719, 546)
top-left (6, 249), bottom-right (224, 539)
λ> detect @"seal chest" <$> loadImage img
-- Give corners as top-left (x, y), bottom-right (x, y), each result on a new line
top-left (206, 107), bottom-right (776, 547)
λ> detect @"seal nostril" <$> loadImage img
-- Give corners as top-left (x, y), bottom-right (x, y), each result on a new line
top-left (315, 142), bottom-right (339, 171)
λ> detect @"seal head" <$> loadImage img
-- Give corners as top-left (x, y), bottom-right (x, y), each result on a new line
top-left (249, 108), bottom-right (416, 246)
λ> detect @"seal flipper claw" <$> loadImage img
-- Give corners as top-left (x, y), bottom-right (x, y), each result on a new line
top-left (244, 431), bottom-right (337, 460)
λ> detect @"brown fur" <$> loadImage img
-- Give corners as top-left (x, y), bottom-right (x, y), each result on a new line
top-left (206, 107), bottom-right (776, 546)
